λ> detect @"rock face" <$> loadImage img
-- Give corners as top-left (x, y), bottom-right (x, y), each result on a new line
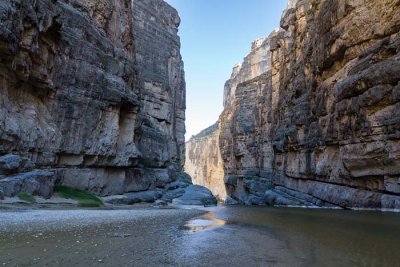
top-left (188, 0), bottom-right (400, 209)
top-left (185, 123), bottom-right (226, 201)
top-left (171, 185), bottom-right (217, 206)
top-left (102, 174), bottom-right (217, 206)
top-left (0, 0), bottom-right (186, 198)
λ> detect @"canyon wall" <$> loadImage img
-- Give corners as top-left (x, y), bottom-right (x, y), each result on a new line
top-left (188, 0), bottom-right (400, 209)
top-left (185, 123), bottom-right (226, 200)
top-left (0, 0), bottom-right (186, 198)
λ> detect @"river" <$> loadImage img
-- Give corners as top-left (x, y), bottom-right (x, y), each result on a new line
top-left (0, 206), bottom-right (399, 266)
top-left (183, 206), bottom-right (400, 266)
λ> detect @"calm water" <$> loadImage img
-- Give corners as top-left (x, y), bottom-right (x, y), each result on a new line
top-left (182, 206), bottom-right (400, 266)
top-left (1, 206), bottom-right (399, 266)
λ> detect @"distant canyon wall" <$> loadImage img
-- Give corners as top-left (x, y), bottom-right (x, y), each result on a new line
top-left (185, 123), bottom-right (226, 200)
top-left (0, 0), bottom-right (185, 198)
top-left (186, 0), bottom-right (400, 209)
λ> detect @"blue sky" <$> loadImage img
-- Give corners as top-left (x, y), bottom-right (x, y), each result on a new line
top-left (165, 0), bottom-right (288, 139)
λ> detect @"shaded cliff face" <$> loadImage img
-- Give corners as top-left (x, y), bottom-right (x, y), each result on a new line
top-left (190, 0), bottom-right (400, 209)
top-left (0, 0), bottom-right (185, 197)
top-left (185, 123), bottom-right (226, 200)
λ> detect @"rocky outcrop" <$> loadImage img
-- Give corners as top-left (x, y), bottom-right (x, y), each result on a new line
top-left (171, 185), bottom-right (217, 206)
top-left (102, 174), bottom-right (217, 206)
top-left (189, 0), bottom-right (400, 209)
top-left (0, 0), bottom-right (186, 198)
top-left (0, 170), bottom-right (55, 199)
top-left (185, 123), bottom-right (226, 201)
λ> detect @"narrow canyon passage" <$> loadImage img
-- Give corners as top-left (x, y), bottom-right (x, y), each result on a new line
top-left (0, 0), bottom-right (400, 266)
top-left (184, 0), bottom-right (400, 210)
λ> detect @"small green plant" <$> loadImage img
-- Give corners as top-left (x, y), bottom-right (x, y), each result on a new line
top-left (307, 9), bottom-right (314, 18)
top-left (54, 186), bottom-right (103, 207)
top-left (16, 193), bottom-right (36, 203)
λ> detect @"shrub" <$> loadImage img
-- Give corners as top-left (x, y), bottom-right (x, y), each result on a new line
top-left (16, 193), bottom-right (36, 203)
top-left (54, 186), bottom-right (103, 207)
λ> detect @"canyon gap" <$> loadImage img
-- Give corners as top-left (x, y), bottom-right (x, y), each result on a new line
top-left (186, 0), bottom-right (400, 209)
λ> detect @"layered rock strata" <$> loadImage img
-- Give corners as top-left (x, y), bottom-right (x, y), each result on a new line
top-left (185, 123), bottom-right (226, 201)
top-left (188, 0), bottom-right (400, 209)
top-left (0, 0), bottom-right (187, 200)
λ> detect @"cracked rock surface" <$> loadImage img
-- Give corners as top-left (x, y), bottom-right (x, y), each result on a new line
top-left (0, 0), bottom-right (187, 198)
top-left (186, 0), bottom-right (400, 209)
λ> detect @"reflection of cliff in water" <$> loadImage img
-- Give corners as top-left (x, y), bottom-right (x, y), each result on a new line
top-left (178, 206), bottom-right (400, 266)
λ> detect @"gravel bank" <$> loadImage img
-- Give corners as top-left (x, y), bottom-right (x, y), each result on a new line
top-left (0, 207), bottom-right (205, 266)
top-left (0, 208), bottom-right (202, 233)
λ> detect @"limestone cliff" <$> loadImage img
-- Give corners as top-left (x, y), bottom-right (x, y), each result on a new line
top-left (188, 0), bottom-right (400, 209)
top-left (0, 0), bottom-right (186, 198)
top-left (185, 123), bottom-right (226, 201)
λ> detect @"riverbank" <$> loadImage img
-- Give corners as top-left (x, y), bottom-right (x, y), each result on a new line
top-left (1, 206), bottom-right (399, 266)
top-left (0, 207), bottom-right (205, 266)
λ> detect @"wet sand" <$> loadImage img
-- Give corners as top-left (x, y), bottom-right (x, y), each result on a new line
top-left (1, 206), bottom-right (400, 266)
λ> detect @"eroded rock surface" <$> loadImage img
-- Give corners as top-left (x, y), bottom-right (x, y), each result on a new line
top-left (0, 0), bottom-right (186, 198)
top-left (103, 175), bottom-right (217, 206)
top-left (171, 185), bottom-right (217, 206)
top-left (185, 123), bottom-right (227, 201)
top-left (187, 0), bottom-right (400, 209)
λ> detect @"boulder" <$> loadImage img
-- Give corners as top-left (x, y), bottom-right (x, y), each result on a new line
top-left (162, 188), bottom-right (186, 201)
top-left (176, 172), bottom-right (193, 183)
top-left (172, 185), bottom-right (217, 206)
top-left (103, 195), bottom-right (130, 205)
top-left (224, 196), bottom-right (239, 205)
top-left (0, 170), bottom-right (55, 198)
top-left (124, 190), bottom-right (163, 204)
top-left (103, 190), bottom-right (163, 205)
top-left (165, 179), bottom-right (191, 190)
top-left (243, 177), bottom-right (274, 197)
top-left (152, 199), bottom-right (168, 207)
top-left (0, 154), bottom-right (31, 175)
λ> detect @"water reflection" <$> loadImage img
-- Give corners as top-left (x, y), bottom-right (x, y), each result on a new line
top-left (184, 213), bottom-right (226, 232)
top-left (179, 206), bottom-right (400, 266)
